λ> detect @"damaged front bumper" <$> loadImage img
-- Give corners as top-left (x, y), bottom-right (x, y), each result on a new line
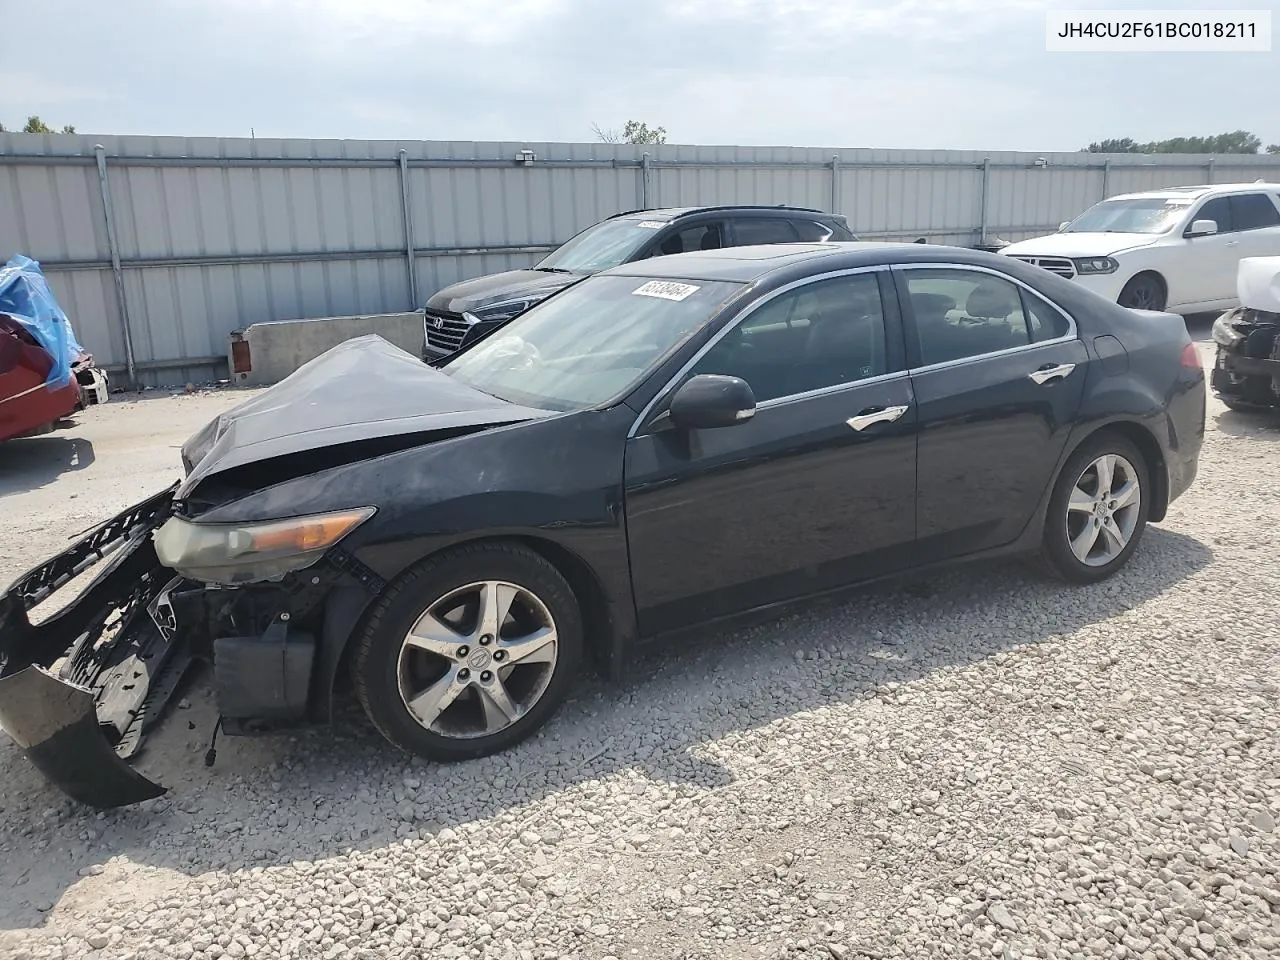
top-left (1211, 308), bottom-right (1280, 409)
top-left (0, 486), bottom-right (194, 808)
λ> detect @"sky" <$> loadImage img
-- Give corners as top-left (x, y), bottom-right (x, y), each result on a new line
top-left (4, 0), bottom-right (1278, 152)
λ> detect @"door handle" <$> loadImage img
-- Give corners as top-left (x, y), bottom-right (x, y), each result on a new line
top-left (1028, 362), bottom-right (1076, 385)
top-left (846, 404), bottom-right (909, 431)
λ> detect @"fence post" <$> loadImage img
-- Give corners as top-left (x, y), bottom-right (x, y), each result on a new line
top-left (1206, 157), bottom-right (1216, 184)
top-left (640, 153), bottom-right (652, 209)
top-left (397, 149), bottom-right (419, 308)
top-left (93, 144), bottom-right (138, 389)
top-left (979, 157), bottom-right (991, 246)
top-left (1102, 159), bottom-right (1111, 200)
top-left (829, 155), bottom-right (841, 214)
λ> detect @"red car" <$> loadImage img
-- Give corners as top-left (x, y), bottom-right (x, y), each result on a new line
top-left (0, 256), bottom-right (109, 442)
top-left (0, 313), bottom-right (86, 441)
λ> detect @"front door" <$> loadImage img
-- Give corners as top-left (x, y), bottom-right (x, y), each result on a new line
top-left (1176, 195), bottom-right (1238, 307)
top-left (895, 265), bottom-right (1089, 563)
top-left (623, 268), bottom-right (918, 636)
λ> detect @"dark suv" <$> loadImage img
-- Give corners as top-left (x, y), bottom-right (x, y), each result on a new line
top-left (421, 205), bottom-right (855, 359)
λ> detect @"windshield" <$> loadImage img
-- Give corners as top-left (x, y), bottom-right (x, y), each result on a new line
top-left (443, 274), bottom-right (743, 411)
top-left (1063, 198), bottom-right (1192, 234)
top-left (535, 217), bottom-right (668, 273)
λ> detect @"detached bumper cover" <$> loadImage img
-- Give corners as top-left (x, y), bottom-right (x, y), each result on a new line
top-left (0, 486), bottom-right (191, 808)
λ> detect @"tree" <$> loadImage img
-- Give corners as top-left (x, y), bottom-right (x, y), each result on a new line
top-left (1085, 130), bottom-right (1262, 154)
top-left (20, 115), bottom-right (76, 134)
top-left (1085, 137), bottom-right (1138, 153)
top-left (592, 120), bottom-right (667, 144)
top-left (1268, 144), bottom-right (1280, 155)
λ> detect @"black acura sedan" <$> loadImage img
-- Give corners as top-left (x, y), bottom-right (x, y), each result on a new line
top-left (0, 243), bottom-right (1205, 808)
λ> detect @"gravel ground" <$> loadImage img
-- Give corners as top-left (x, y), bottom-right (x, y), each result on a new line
top-left (2, 335), bottom-right (1278, 960)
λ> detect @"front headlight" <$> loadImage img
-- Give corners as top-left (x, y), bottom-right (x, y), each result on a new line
top-left (1211, 314), bottom-right (1244, 347)
top-left (467, 297), bottom-right (537, 324)
top-left (1072, 257), bottom-right (1119, 275)
top-left (153, 507), bottom-right (375, 584)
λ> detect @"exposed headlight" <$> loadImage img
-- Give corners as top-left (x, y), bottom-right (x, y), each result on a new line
top-left (1211, 314), bottom-right (1244, 347)
top-left (1072, 257), bottom-right (1119, 275)
top-left (153, 507), bottom-right (375, 584)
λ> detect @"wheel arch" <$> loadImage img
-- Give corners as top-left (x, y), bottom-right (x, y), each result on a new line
top-left (1067, 419), bottom-right (1169, 523)
top-left (323, 533), bottom-right (622, 716)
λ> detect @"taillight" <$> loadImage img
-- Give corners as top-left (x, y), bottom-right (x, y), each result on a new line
top-left (1180, 343), bottom-right (1201, 369)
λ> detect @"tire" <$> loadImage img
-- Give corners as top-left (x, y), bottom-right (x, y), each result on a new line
top-left (1116, 273), bottom-right (1167, 312)
top-left (352, 541), bottom-right (583, 762)
top-left (1037, 433), bottom-right (1151, 584)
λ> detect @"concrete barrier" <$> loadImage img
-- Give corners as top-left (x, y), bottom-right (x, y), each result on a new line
top-left (228, 311), bottom-right (424, 386)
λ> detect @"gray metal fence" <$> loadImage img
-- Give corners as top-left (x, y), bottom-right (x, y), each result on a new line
top-left (4, 133), bottom-right (1280, 385)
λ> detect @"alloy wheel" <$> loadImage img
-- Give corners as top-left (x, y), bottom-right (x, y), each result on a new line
top-left (1065, 453), bottom-right (1142, 567)
top-left (396, 580), bottom-right (559, 739)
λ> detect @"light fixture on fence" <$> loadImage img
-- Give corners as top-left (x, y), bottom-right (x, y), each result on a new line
top-left (515, 149), bottom-right (536, 164)
top-left (1032, 157), bottom-right (1049, 168)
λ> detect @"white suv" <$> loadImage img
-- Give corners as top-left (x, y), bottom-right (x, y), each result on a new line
top-left (1000, 182), bottom-right (1280, 315)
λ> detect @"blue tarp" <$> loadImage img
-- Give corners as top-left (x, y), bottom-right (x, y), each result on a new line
top-left (0, 255), bottom-right (82, 388)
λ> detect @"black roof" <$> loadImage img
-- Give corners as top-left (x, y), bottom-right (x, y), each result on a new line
top-left (608, 204), bottom-right (831, 221)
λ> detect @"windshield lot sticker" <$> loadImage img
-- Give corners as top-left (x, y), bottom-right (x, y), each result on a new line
top-left (637, 221), bottom-right (665, 229)
top-left (632, 280), bottom-right (700, 301)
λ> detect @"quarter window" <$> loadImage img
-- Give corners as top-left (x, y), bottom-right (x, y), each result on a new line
top-left (1229, 193), bottom-right (1280, 231)
top-left (688, 273), bottom-right (889, 402)
top-left (791, 219), bottom-right (836, 241)
top-left (904, 269), bottom-right (1050, 366)
top-left (1020, 290), bottom-right (1072, 342)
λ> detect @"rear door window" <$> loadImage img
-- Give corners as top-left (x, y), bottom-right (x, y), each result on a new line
top-left (642, 221), bottom-right (725, 258)
top-left (902, 268), bottom-right (1034, 366)
top-left (731, 218), bottom-right (800, 246)
top-left (1229, 193), bottom-right (1280, 231)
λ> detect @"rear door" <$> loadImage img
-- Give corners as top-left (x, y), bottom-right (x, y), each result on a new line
top-left (896, 264), bottom-right (1088, 563)
top-left (1228, 192), bottom-right (1280, 267)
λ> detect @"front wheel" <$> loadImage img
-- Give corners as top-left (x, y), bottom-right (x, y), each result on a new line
top-left (352, 542), bottom-right (583, 761)
top-left (1117, 273), bottom-right (1167, 312)
top-left (1038, 434), bottom-right (1151, 583)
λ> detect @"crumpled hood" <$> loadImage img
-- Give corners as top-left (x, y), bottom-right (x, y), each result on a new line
top-left (1001, 232), bottom-right (1160, 258)
top-left (425, 269), bottom-right (581, 314)
top-left (178, 335), bottom-right (551, 495)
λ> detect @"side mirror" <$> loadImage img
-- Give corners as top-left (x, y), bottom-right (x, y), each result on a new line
top-left (1058, 221), bottom-right (1070, 232)
top-left (667, 374), bottom-right (756, 430)
top-left (1187, 218), bottom-right (1218, 237)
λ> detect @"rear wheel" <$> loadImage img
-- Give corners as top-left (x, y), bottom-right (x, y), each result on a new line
top-left (1117, 273), bottom-right (1167, 312)
top-left (1038, 433), bottom-right (1150, 583)
top-left (352, 542), bottom-right (583, 761)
